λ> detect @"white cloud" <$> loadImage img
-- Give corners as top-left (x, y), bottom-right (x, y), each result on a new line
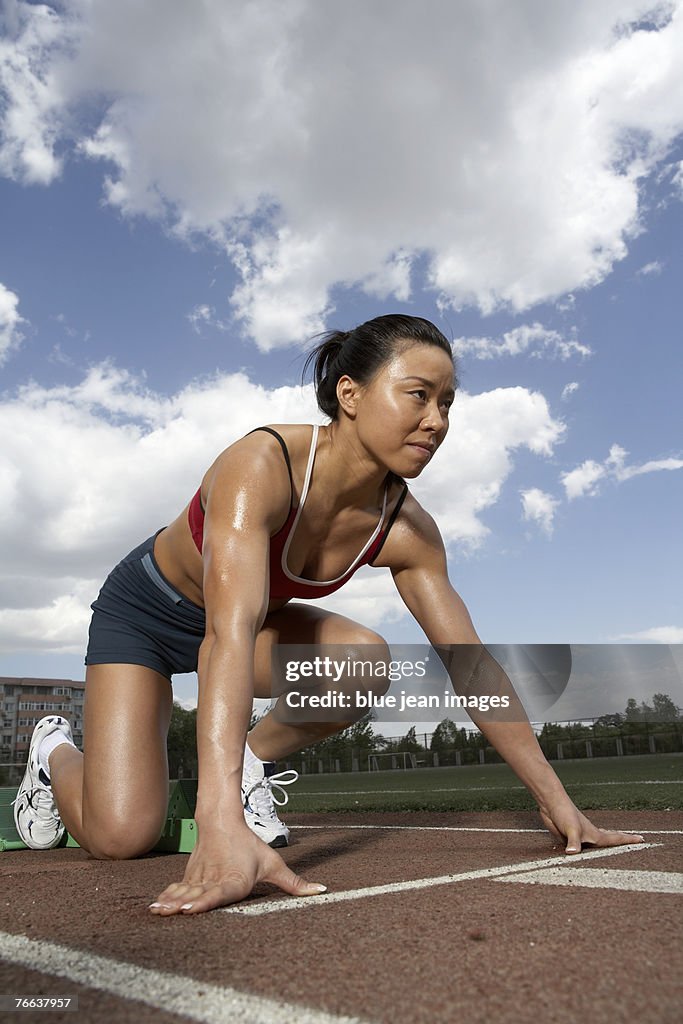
top-left (312, 570), bottom-right (407, 631)
top-left (562, 459), bottom-right (608, 499)
top-left (0, 0), bottom-right (70, 184)
top-left (187, 304), bottom-right (229, 335)
top-left (556, 294), bottom-right (576, 313)
top-left (636, 259), bottom-right (664, 275)
top-left (0, 281), bottom-right (26, 363)
top-left (0, 365), bottom-right (319, 652)
top-left (454, 323), bottom-right (592, 361)
top-left (520, 488), bottom-right (560, 536)
top-left (562, 443), bottom-right (683, 498)
top-left (607, 444), bottom-right (683, 480)
top-left (2, 1), bottom-right (683, 346)
top-left (674, 159), bottom-right (683, 195)
top-left (0, 366), bottom-right (564, 653)
top-left (612, 626), bottom-right (683, 643)
top-left (411, 387), bottom-right (565, 547)
top-left (0, 586), bottom-right (95, 655)
top-left (561, 382), bottom-right (580, 401)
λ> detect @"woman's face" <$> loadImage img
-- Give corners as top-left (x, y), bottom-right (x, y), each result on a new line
top-left (351, 342), bottom-right (455, 478)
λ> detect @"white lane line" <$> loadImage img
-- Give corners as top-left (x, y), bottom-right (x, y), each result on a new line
top-left (224, 842), bottom-right (659, 917)
top-left (498, 867), bottom-right (683, 894)
top-left (0, 931), bottom-right (371, 1024)
top-left (616, 830), bottom-right (683, 835)
top-left (290, 782), bottom-right (683, 798)
top-left (572, 781), bottom-right (682, 786)
top-left (289, 825), bottom-right (683, 835)
top-left (293, 825), bottom-right (546, 832)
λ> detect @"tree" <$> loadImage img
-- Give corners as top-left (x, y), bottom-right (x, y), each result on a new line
top-left (344, 712), bottom-right (381, 761)
top-left (651, 693), bottom-right (680, 721)
top-left (166, 702), bottom-right (270, 778)
top-left (625, 698), bottom-right (641, 722)
top-left (430, 718), bottom-right (460, 754)
top-left (594, 713), bottom-right (624, 729)
top-left (344, 711), bottom-right (376, 746)
top-left (166, 702), bottom-right (197, 777)
top-left (302, 712), bottom-right (382, 769)
top-left (400, 725), bottom-right (423, 754)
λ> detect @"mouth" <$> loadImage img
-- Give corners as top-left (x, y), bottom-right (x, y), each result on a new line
top-left (407, 442), bottom-right (435, 458)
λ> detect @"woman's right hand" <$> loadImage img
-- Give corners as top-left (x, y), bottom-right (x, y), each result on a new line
top-left (148, 824), bottom-right (327, 915)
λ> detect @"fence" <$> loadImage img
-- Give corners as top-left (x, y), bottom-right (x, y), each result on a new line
top-left (291, 718), bottom-right (683, 774)
top-left (2, 719), bottom-right (682, 784)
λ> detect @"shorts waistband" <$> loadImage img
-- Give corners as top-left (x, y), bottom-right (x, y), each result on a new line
top-left (139, 536), bottom-right (204, 611)
top-left (141, 553), bottom-right (185, 605)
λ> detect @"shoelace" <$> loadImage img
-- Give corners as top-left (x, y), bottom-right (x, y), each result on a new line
top-left (11, 781), bottom-right (58, 820)
top-left (244, 769), bottom-right (299, 819)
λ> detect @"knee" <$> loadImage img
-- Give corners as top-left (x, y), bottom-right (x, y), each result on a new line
top-left (84, 813), bottom-right (164, 861)
top-left (88, 832), bottom-right (160, 861)
top-left (339, 625), bottom-right (389, 661)
top-left (338, 627), bottom-right (392, 698)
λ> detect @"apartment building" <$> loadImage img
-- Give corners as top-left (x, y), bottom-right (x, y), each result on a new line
top-left (0, 677), bottom-right (85, 765)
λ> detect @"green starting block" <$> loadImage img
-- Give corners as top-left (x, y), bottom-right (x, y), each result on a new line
top-left (154, 779), bottom-right (198, 853)
top-left (0, 779), bottom-right (200, 854)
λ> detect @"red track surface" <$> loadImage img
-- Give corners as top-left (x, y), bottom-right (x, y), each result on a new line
top-left (1, 811), bottom-right (681, 1024)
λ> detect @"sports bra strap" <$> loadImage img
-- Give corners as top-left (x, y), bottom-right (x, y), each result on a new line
top-left (298, 424), bottom-right (319, 508)
top-left (368, 480), bottom-right (409, 564)
top-left (248, 427), bottom-right (295, 512)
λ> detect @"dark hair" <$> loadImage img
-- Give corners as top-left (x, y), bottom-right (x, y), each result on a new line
top-left (303, 314), bottom-right (456, 420)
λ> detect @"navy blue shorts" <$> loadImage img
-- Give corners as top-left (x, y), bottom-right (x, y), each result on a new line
top-left (85, 533), bottom-right (206, 679)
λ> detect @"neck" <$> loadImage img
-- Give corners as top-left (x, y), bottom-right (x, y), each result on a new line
top-left (316, 421), bottom-right (389, 511)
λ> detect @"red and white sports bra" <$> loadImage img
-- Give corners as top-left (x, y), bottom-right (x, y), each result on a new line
top-left (187, 425), bottom-right (408, 600)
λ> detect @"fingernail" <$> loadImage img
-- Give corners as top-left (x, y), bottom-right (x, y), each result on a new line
top-left (180, 903), bottom-right (193, 910)
top-left (149, 902), bottom-right (171, 909)
top-left (313, 884), bottom-right (327, 893)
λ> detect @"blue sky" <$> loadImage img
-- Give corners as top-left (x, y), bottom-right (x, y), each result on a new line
top-left (0, 0), bottom-right (682, 717)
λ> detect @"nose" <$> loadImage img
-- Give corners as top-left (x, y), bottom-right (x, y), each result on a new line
top-left (421, 401), bottom-right (448, 434)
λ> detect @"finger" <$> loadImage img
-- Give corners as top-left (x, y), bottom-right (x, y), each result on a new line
top-left (177, 878), bottom-right (257, 914)
top-left (539, 810), bottom-right (563, 842)
top-left (149, 902), bottom-right (183, 915)
top-left (262, 857), bottom-right (327, 897)
top-left (150, 884), bottom-right (223, 915)
top-left (564, 822), bottom-right (583, 854)
top-left (587, 829), bottom-right (645, 849)
top-left (150, 898), bottom-right (196, 915)
top-left (150, 883), bottom-right (205, 914)
top-left (158, 882), bottom-right (186, 893)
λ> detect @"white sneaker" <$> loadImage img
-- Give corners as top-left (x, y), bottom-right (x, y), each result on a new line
top-left (242, 760), bottom-right (298, 848)
top-left (12, 716), bottom-right (73, 850)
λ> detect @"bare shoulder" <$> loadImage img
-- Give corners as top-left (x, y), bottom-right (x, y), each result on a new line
top-left (373, 488), bottom-right (447, 573)
top-left (209, 424), bottom-right (314, 478)
top-left (202, 424), bottom-right (311, 534)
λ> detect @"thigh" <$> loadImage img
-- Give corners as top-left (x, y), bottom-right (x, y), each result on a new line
top-left (253, 604), bottom-right (385, 698)
top-left (86, 532), bottom-right (206, 679)
top-left (82, 663), bottom-right (173, 837)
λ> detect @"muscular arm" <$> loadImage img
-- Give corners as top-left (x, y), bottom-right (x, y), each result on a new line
top-left (381, 495), bottom-right (644, 851)
top-left (385, 499), bottom-right (562, 805)
top-left (193, 442), bottom-right (277, 831)
top-left (152, 435), bottom-right (326, 914)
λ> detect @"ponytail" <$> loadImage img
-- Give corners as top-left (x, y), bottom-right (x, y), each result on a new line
top-left (303, 315), bottom-right (455, 420)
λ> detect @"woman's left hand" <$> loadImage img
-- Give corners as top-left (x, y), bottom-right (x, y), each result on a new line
top-left (538, 798), bottom-right (644, 853)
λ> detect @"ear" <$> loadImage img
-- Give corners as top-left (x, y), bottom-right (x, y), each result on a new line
top-left (336, 375), bottom-right (362, 418)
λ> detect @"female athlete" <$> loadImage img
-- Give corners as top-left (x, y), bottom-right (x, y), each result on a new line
top-left (14, 314), bottom-right (643, 915)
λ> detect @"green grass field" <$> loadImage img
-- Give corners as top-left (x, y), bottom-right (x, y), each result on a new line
top-left (282, 753), bottom-right (683, 813)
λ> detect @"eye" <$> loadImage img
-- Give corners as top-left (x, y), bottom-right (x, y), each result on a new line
top-left (410, 389), bottom-right (428, 401)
